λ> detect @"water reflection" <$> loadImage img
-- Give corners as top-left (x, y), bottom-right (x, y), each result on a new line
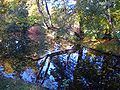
top-left (0, 66), bottom-right (15, 79)
top-left (20, 67), bottom-right (36, 83)
top-left (72, 49), bottom-right (120, 90)
top-left (0, 46), bottom-right (120, 89)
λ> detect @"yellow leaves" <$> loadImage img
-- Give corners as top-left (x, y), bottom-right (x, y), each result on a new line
top-left (4, 62), bottom-right (14, 74)
top-left (3, 0), bottom-right (11, 5)
top-left (3, 0), bottom-right (19, 3)
top-left (28, 4), bottom-right (38, 16)
top-left (26, 0), bottom-right (38, 16)
top-left (90, 53), bottom-right (95, 57)
top-left (31, 52), bottom-right (40, 60)
top-left (111, 10), bottom-right (120, 20)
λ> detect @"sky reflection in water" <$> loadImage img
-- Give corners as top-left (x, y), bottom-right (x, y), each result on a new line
top-left (0, 47), bottom-right (114, 89)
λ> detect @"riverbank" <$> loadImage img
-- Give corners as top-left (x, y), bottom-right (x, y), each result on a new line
top-left (0, 76), bottom-right (47, 90)
top-left (82, 37), bottom-right (120, 56)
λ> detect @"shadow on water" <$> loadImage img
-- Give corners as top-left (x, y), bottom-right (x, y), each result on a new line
top-left (0, 45), bottom-right (120, 90)
top-left (70, 47), bottom-right (120, 90)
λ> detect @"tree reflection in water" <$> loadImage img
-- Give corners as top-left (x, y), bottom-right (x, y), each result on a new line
top-left (71, 48), bottom-right (120, 90)
top-left (0, 46), bottom-right (120, 90)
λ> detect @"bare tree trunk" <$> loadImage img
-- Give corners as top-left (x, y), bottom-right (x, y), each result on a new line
top-left (36, 0), bottom-right (49, 29)
top-left (44, 0), bottom-right (52, 26)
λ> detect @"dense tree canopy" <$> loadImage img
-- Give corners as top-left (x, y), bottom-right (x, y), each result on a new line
top-left (0, 0), bottom-right (120, 89)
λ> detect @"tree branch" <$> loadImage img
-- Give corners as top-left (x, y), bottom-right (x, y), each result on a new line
top-left (36, 0), bottom-right (49, 29)
top-left (44, 0), bottom-right (52, 26)
top-left (35, 47), bottom-right (76, 82)
top-left (41, 56), bottom-right (51, 85)
top-left (28, 47), bottom-right (76, 61)
top-left (36, 55), bottom-right (49, 82)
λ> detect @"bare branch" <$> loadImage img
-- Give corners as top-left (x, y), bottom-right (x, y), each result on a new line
top-left (36, 55), bottom-right (49, 82)
top-left (28, 47), bottom-right (76, 61)
top-left (36, 0), bottom-right (44, 16)
top-left (35, 47), bottom-right (77, 82)
top-left (36, 0), bottom-right (61, 30)
top-left (41, 56), bottom-right (51, 85)
top-left (44, 0), bottom-right (52, 26)
top-left (36, 0), bottom-right (49, 29)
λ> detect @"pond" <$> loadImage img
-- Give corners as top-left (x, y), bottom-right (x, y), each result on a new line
top-left (0, 44), bottom-right (120, 90)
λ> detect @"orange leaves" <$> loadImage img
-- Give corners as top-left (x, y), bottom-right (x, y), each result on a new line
top-left (4, 62), bottom-right (14, 74)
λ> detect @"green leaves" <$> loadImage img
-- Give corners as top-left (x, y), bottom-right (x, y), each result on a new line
top-left (76, 0), bottom-right (120, 39)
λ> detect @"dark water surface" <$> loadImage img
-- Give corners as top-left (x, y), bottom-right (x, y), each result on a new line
top-left (0, 46), bottom-right (120, 90)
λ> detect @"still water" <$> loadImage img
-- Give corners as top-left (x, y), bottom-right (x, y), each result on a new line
top-left (0, 46), bottom-right (120, 89)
